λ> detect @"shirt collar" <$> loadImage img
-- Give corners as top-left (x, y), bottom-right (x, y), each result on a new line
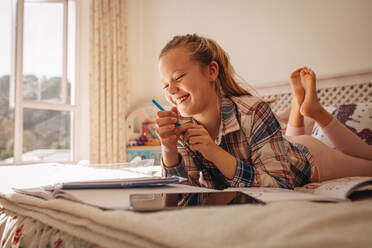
top-left (215, 97), bottom-right (241, 144)
top-left (180, 97), bottom-right (241, 144)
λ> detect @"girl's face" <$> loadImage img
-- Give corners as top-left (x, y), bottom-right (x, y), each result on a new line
top-left (159, 47), bottom-right (218, 118)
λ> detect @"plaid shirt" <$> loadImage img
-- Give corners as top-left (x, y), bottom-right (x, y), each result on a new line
top-left (163, 96), bottom-right (315, 189)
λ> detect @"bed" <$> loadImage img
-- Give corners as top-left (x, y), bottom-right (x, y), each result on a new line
top-left (1, 71), bottom-right (371, 248)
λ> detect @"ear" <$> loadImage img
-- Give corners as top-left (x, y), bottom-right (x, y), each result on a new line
top-left (208, 60), bottom-right (219, 81)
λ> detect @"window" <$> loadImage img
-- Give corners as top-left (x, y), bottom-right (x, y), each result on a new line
top-left (0, 0), bottom-right (14, 163)
top-left (0, 0), bottom-right (77, 164)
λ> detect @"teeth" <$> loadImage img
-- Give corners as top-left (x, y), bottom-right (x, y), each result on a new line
top-left (176, 95), bottom-right (189, 104)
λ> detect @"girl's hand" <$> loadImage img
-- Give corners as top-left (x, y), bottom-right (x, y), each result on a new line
top-left (155, 107), bottom-right (180, 152)
top-left (179, 123), bottom-right (219, 161)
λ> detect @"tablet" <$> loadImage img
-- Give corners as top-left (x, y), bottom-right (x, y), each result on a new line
top-left (129, 191), bottom-right (264, 212)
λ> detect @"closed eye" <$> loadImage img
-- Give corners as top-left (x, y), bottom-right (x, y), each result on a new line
top-left (162, 73), bottom-right (185, 90)
top-left (175, 73), bottom-right (186, 81)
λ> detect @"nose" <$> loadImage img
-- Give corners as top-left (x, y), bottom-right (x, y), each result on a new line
top-left (167, 82), bottom-right (178, 95)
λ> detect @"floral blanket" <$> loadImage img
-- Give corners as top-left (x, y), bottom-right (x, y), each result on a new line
top-left (0, 209), bottom-right (97, 248)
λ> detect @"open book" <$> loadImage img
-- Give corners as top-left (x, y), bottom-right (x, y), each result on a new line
top-left (12, 176), bottom-right (188, 209)
top-left (11, 174), bottom-right (372, 209)
top-left (233, 177), bottom-right (372, 203)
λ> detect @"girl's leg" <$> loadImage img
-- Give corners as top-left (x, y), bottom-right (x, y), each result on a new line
top-left (299, 68), bottom-right (372, 161)
top-left (286, 68), bottom-right (305, 136)
top-left (286, 135), bottom-right (372, 182)
top-left (322, 117), bottom-right (372, 160)
top-left (299, 68), bottom-right (333, 129)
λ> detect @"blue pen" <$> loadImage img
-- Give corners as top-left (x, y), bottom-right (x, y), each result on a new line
top-left (152, 99), bottom-right (181, 126)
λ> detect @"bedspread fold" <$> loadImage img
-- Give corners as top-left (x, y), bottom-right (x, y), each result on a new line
top-left (1, 191), bottom-right (372, 248)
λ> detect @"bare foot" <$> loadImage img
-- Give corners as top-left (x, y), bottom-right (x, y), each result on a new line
top-left (300, 68), bottom-right (334, 128)
top-left (287, 68), bottom-right (306, 128)
top-left (290, 68), bottom-right (305, 108)
top-left (299, 68), bottom-right (320, 118)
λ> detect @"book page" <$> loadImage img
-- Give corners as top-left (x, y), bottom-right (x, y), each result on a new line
top-left (52, 183), bottom-right (218, 210)
top-left (13, 186), bottom-right (54, 200)
top-left (295, 177), bottom-right (372, 200)
top-left (59, 176), bottom-right (182, 189)
top-left (1, 163), bottom-right (158, 194)
top-left (225, 187), bottom-right (337, 202)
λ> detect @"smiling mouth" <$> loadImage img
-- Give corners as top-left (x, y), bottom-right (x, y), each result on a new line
top-left (176, 94), bottom-right (190, 105)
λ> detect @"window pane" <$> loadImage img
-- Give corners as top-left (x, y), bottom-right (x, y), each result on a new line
top-left (23, 109), bottom-right (72, 162)
top-left (23, 2), bottom-right (64, 102)
top-left (0, 0), bottom-right (14, 164)
top-left (68, 1), bottom-right (76, 105)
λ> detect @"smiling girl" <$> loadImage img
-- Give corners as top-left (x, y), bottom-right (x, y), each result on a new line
top-left (155, 34), bottom-right (372, 189)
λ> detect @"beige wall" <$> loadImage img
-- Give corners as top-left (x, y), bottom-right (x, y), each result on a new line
top-left (127, 0), bottom-right (372, 110)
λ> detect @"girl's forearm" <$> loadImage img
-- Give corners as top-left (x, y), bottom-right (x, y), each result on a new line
top-left (162, 148), bottom-right (180, 168)
top-left (207, 146), bottom-right (237, 179)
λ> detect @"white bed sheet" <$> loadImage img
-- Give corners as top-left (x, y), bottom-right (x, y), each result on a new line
top-left (1, 164), bottom-right (372, 248)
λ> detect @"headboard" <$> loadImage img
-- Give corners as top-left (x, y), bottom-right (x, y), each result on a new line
top-left (255, 70), bottom-right (372, 113)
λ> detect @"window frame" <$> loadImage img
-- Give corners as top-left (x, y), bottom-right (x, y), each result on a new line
top-left (8, 0), bottom-right (80, 164)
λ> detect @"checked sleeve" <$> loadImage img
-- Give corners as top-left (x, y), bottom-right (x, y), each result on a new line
top-left (227, 101), bottom-right (293, 188)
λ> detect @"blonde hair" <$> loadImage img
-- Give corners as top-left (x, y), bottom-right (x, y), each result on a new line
top-left (159, 34), bottom-right (253, 98)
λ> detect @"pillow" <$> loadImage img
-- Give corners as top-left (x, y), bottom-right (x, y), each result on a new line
top-left (311, 102), bottom-right (372, 148)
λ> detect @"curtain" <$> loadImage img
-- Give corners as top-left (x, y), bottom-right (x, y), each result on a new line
top-left (89, 0), bottom-right (129, 163)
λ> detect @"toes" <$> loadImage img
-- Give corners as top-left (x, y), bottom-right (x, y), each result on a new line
top-left (302, 67), bottom-right (315, 75)
top-left (301, 67), bottom-right (316, 82)
top-left (290, 68), bottom-right (302, 79)
top-left (309, 69), bottom-right (316, 79)
top-left (292, 68), bottom-right (302, 74)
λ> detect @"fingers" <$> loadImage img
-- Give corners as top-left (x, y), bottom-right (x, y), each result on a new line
top-left (156, 111), bottom-right (178, 133)
top-left (170, 106), bottom-right (178, 115)
top-left (155, 110), bottom-right (180, 148)
top-left (177, 122), bottom-right (202, 135)
top-left (188, 135), bottom-right (208, 145)
top-left (183, 128), bottom-right (206, 141)
top-left (156, 116), bottom-right (178, 127)
top-left (157, 110), bottom-right (177, 118)
top-left (156, 125), bottom-right (177, 141)
top-left (177, 123), bottom-right (211, 146)
top-left (156, 123), bottom-right (175, 136)
top-left (156, 111), bottom-right (179, 129)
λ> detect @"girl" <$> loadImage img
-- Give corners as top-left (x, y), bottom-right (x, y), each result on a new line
top-left (155, 34), bottom-right (372, 189)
